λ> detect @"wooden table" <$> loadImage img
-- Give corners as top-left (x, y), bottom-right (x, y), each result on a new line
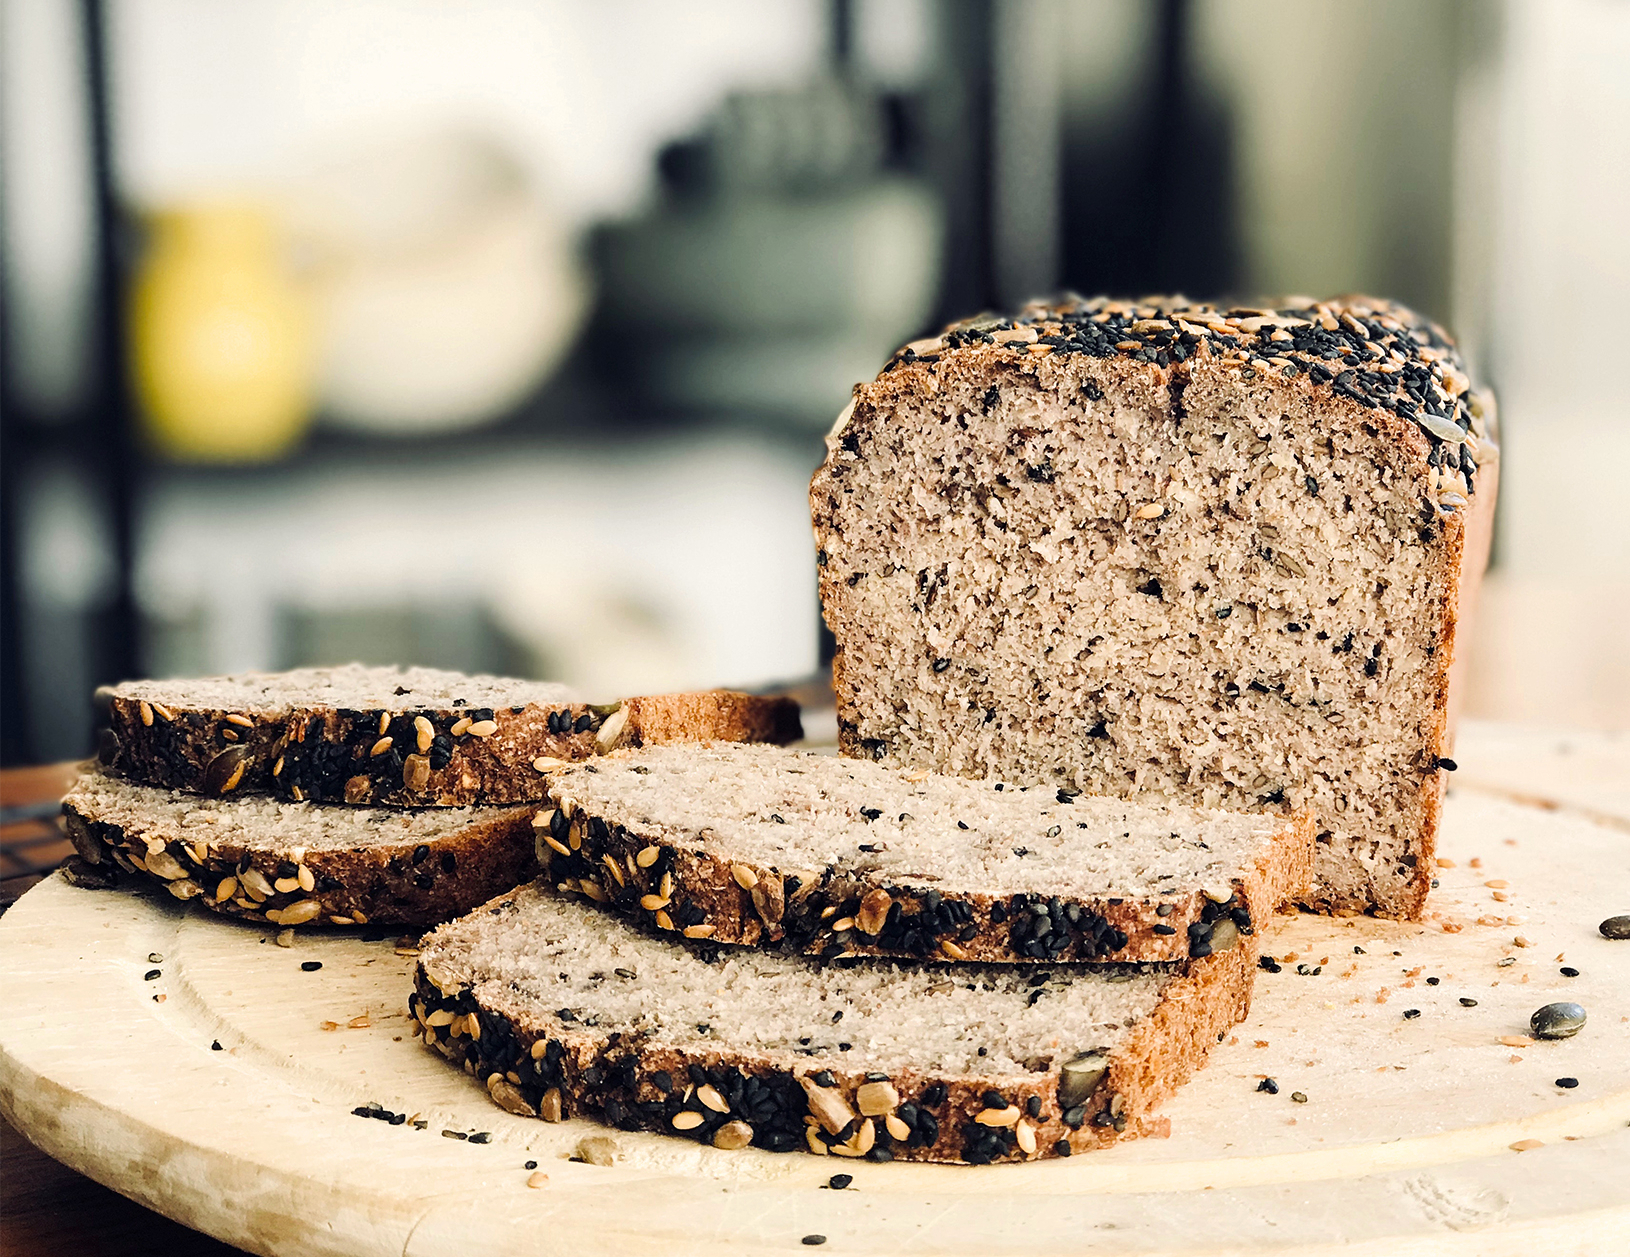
top-left (0, 763), bottom-right (246, 1257)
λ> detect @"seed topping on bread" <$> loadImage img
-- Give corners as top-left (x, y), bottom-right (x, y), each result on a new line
top-left (844, 294), bottom-right (1494, 514)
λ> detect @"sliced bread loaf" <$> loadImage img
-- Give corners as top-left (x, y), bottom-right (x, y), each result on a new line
top-left (63, 772), bottom-right (537, 927)
top-left (536, 743), bottom-right (1311, 963)
top-left (95, 665), bottom-right (802, 807)
top-left (811, 295), bottom-right (1498, 917)
top-left (412, 886), bottom-right (1255, 1163)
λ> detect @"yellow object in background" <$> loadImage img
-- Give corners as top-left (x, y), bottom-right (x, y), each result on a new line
top-left (131, 204), bottom-right (315, 462)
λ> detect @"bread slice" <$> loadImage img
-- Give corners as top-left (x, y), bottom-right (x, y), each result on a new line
top-left (95, 665), bottom-right (802, 808)
top-left (63, 771), bottom-right (538, 927)
top-left (536, 743), bottom-right (1311, 963)
top-left (412, 886), bottom-right (1255, 1163)
top-left (811, 295), bottom-right (1499, 918)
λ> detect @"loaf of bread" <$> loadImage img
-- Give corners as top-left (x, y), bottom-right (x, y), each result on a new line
top-left (812, 296), bottom-right (1498, 917)
top-left (537, 742), bottom-right (1311, 963)
top-left (62, 771), bottom-right (537, 927)
top-left (95, 665), bottom-right (802, 807)
top-left (412, 886), bottom-right (1255, 1163)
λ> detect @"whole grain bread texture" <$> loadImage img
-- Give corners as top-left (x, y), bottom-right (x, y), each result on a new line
top-left (811, 295), bottom-right (1499, 918)
top-left (536, 743), bottom-right (1311, 963)
top-left (95, 665), bottom-right (802, 808)
top-left (412, 886), bottom-right (1256, 1163)
top-left (63, 771), bottom-right (538, 927)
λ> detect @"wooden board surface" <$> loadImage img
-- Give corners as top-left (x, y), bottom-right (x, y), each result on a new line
top-left (2, 723), bottom-right (1627, 1256)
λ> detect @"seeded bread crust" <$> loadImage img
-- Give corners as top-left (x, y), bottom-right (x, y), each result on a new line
top-left (95, 667), bottom-right (802, 808)
top-left (811, 295), bottom-right (1498, 919)
top-left (411, 887), bottom-right (1256, 1164)
top-left (62, 772), bottom-right (540, 927)
top-left (534, 745), bottom-right (1313, 964)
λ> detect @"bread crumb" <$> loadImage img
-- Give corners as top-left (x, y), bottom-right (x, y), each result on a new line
top-left (1509, 1139), bottom-right (1543, 1152)
top-left (320, 1020), bottom-right (340, 1032)
top-left (1441, 921), bottom-right (1464, 933)
top-left (1469, 858), bottom-right (1483, 868)
top-left (1254, 1040), bottom-right (1270, 1048)
top-left (1509, 1054), bottom-right (1523, 1063)
top-left (1513, 935), bottom-right (1532, 948)
top-left (1375, 987), bottom-right (1390, 1003)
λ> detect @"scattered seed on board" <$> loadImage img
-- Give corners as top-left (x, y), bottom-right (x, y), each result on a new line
top-left (1530, 1002), bottom-right (1586, 1039)
top-left (1555, 1077), bottom-right (1579, 1089)
top-left (1599, 915), bottom-right (1630, 940)
top-left (301, 961), bottom-right (322, 972)
top-left (147, 952), bottom-right (163, 963)
top-left (826, 1173), bottom-right (853, 1190)
top-left (802, 1238), bottom-right (826, 1247)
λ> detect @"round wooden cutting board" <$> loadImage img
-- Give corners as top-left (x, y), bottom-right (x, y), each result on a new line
top-left (2, 723), bottom-right (1626, 1256)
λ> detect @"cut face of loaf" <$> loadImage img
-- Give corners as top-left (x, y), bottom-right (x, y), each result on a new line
top-left (63, 771), bottom-right (538, 927)
top-left (812, 296), bottom-right (1499, 917)
top-left (95, 664), bottom-right (802, 807)
top-left (539, 743), bottom-right (1311, 963)
top-left (413, 886), bottom-right (1255, 1163)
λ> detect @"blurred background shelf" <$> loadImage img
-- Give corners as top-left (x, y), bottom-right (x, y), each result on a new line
top-left (4, 0), bottom-right (1627, 768)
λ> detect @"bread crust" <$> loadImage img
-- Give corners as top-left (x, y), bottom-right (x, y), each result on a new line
top-left (812, 295), bottom-right (1498, 919)
top-left (96, 688), bottom-right (801, 808)
top-left (534, 782), bottom-right (1313, 964)
top-left (410, 899), bottom-right (1256, 1164)
top-left (62, 786), bottom-right (540, 928)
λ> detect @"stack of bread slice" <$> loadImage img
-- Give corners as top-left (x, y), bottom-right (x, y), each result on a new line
top-left (64, 664), bottom-right (802, 926)
top-left (413, 743), bottom-right (1311, 1162)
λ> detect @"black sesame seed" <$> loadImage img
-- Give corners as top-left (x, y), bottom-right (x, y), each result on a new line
top-left (1053, 1138), bottom-right (1072, 1156)
top-left (469, 1132), bottom-right (492, 1144)
top-left (211, 1040), bottom-right (222, 1051)
top-left (1257, 1078), bottom-right (1279, 1094)
top-left (1403, 1009), bottom-right (1422, 1019)
top-left (802, 1237), bottom-right (826, 1247)
top-left (301, 961), bottom-right (323, 972)
top-left (1426, 976), bottom-right (1440, 985)
top-left (144, 969), bottom-right (161, 981)
top-left (525, 1160), bottom-right (537, 1170)
top-left (1555, 1077), bottom-right (1579, 1089)
top-left (1560, 967), bottom-right (1579, 977)
top-left (813, 1070), bottom-right (836, 1087)
top-left (1153, 924), bottom-right (1176, 935)
top-left (827, 1173), bottom-right (853, 1190)
top-left (921, 1083), bottom-right (947, 1108)
top-left (1459, 997), bottom-right (1478, 1007)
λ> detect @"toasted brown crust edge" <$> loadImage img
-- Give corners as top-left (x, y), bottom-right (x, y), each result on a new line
top-left (409, 913), bottom-right (1257, 1164)
top-left (533, 781), bottom-right (1314, 965)
top-left (96, 691), bottom-right (801, 809)
top-left (62, 791), bottom-right (540, 928)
